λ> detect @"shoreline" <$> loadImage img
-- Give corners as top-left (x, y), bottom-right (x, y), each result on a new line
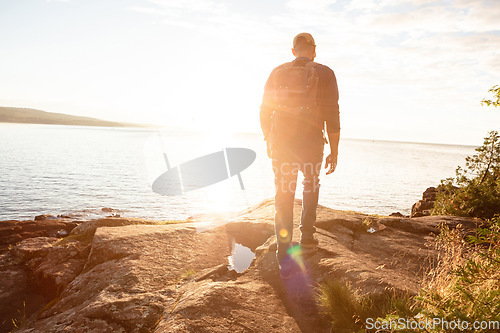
top-left (0, 199), bottom-right (413, 224)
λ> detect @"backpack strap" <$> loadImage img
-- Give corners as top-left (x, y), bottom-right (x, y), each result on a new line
top-left (305, 61), bottom-right (317, 68)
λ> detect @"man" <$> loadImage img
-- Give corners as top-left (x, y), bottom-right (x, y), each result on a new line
top-left (260, 32), bottom-right (340, 278)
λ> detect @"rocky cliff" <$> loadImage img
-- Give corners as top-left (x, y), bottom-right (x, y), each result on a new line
top-left (0, 199), bottom-right (479, 332)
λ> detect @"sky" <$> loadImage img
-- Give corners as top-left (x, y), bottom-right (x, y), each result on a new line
top-left (0, 0), bottom-right (499, 145)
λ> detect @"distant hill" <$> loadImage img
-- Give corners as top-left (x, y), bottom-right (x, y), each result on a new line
top-left (0, 107), bottom-right (149, 127)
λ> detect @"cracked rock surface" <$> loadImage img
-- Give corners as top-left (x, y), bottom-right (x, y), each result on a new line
top-left (1, 199), bottom-right (480, 332)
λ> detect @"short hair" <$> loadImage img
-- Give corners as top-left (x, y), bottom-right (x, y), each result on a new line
top-left (294, 41), bottom-right (315, 53)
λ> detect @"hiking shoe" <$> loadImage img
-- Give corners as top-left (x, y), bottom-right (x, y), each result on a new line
top-left (278, 256), bottom-right (295, 280)
top-left (300, 237), bottom-right (318, 254)
top-left (279, 265), bottom-right (293, 280)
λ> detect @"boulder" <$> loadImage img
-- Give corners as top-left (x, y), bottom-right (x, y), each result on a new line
top-left (411, 186), bottom-right (438, 218)
top-left (11, 237), bottom-right (58, 263)
top-left (389, 212), bottom-right (405, 217)
top-left (34, 214), bottom-right (57, 221)
top-left (422, 186), bottom-right (437, 201)
top-left (0, 233), bottom-right (94, 332)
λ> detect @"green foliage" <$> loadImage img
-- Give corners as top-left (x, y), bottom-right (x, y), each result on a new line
top-left (417, 217), bottom-right (500, 331)
top-left (435, 85), bottom-right (500, 218)
top-left (481, 85), bottom-right (500, 108)
top-left (180, 268), bottom-right (197, 280)
top-left (316, 280), bottom-right (417, 332)
top-left (362, 218), bottom-right (373, 229)
top-left (433, 131), bottom-right (500, 218)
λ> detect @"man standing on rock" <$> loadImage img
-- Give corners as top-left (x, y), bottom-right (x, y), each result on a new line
top-left (260, 33), bottom-right (340, 278)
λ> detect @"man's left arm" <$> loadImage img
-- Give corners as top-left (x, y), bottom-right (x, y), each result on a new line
top-left (322, 68), bottom-right (340, 175)
top-left (325, 131), bottom-right (340, 174)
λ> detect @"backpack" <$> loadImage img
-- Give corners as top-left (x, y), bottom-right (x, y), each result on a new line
top-left (270, 61), bottom-right (322, 147)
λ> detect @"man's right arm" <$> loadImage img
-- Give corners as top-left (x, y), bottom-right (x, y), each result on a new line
top-left (260, 70), bottom-right (276, 143)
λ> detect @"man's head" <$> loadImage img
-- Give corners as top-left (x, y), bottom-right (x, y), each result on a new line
top-left (292, 32), bottom-right (316, 60)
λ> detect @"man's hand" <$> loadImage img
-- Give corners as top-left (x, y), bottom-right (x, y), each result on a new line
top-left (325, 131), bottom-right (340, 175)
top-left (324, 153), bottom-right (337, 175)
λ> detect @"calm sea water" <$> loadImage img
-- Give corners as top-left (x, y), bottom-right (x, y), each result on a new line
top-left (0, 123), bottom-right (477, 221)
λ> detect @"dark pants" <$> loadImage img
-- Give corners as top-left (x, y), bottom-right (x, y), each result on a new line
top-left (271, 147), bottom-right (323, 263)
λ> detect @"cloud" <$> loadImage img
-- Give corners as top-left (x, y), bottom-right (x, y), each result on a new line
top-left (140, 0), bottom-right (227, 15)
top-left (286, 0), bottom-right (336, 12)
top-left (353, 2), bottom-right (495, 35)
top-left (126, 6), bottom-right (167, 16)
top-left (126, 0), bottom-right (499, 141)
top-left (128, 0), bottom-right (500, 86)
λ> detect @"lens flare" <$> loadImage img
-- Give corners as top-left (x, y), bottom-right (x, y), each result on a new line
top-left (287, 244), bottom-right (307, 273)
top-left (279, 228), bottom-right (288, 238)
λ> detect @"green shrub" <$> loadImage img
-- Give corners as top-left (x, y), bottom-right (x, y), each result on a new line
top-left (417, 217), bottom-right (500, 331)
top-left (433, 131), bottom-right (500, 219)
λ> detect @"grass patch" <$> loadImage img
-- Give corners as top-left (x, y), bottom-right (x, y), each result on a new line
top-left (317, 280), bottom-right (417, 332)
top-left (318, 216), bottom-right (500, 332)
top-left (180, 269), bottom-right (197, 280)
top-left (362, 218), bottom-right (374, 229)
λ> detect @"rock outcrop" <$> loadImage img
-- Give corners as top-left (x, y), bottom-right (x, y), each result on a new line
top-left (411, 186), bottom-right (438, 217)
top-left (0, 219), bottom-right (78, 253)
top-left (0, 200), bottom-right (480, 332)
